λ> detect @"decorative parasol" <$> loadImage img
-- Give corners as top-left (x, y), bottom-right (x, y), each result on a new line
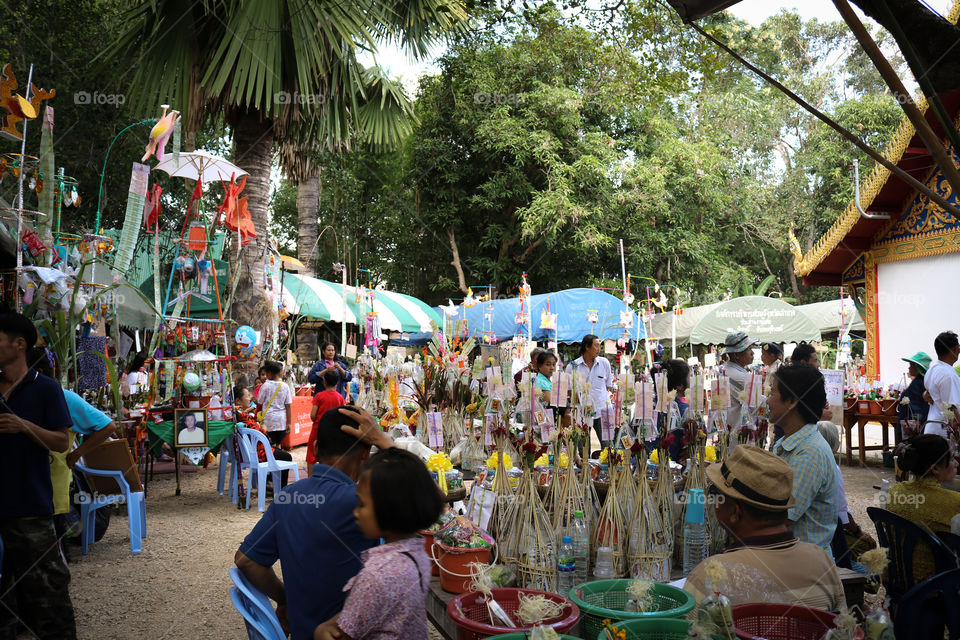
top-left (153, 149), bottom-right (247, 184)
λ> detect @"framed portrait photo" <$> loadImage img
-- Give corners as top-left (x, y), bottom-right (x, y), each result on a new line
top-left (174, 408), bottom-right (208, 448)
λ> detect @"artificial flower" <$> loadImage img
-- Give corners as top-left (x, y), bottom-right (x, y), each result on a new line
top-left (899, 396), bottom-right (910, 406)
top-left (649, 448), bottom-right (659, 464)
top-left (704, 445), bottom-right (717, 463)
top-left (486, 452), bottom-right (512, 470)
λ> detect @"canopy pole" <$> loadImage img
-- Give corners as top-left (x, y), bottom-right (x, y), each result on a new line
top-left (341, 265), bottom-right (347, 356)
top-left (688, 21), bottom-right (960, 220)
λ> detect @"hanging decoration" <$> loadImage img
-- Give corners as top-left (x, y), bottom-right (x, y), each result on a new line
top-left (217, 174), bottom-right (257, 246)
top-left (141, 105), bottom-right (180, 163)
top-left (112, 162), bottom-right (149, 276)
top-left (0, 63), bottom-right (55, 142)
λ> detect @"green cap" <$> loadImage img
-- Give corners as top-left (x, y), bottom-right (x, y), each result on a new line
top-left (902, 351), bottom-right (932, 374)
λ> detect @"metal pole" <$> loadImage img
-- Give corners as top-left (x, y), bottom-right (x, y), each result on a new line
top-left (618, 239), bottom-right (627, 294)
top-left (341, 261), bottom-right (347, 356)
top-left (671, 304), bottom-right (677, 360)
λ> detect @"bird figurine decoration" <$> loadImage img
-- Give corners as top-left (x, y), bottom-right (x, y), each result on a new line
top-left (0, 64), bottom-right (55, 142)
top-left (217, 173), bottom-right (257, 246)
top-left (142, 104), bottom-right (180, 162)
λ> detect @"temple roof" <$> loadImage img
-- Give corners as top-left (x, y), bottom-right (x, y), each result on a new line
top-left (794, 88), bottom-right (960, 286)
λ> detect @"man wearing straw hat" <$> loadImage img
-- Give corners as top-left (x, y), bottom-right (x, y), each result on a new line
top-left (720, 331), bottom-right (756, 434)
top-left (683, 445), bottom-right (843, 610)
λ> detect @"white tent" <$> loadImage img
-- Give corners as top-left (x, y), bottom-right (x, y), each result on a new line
top-left (650, 296), bottom-right (864, 346)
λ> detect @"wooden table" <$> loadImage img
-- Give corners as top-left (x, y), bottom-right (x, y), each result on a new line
top-left (843, 410), bottom-right (899, 467)
top-left (426, 576), bottom-right (459, 640)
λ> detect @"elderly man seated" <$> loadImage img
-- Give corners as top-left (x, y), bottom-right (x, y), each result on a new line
top-left (684, 445), bottom-right (844, 610)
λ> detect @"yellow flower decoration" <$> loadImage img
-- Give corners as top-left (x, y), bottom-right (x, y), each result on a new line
top-left (534, 453), bottom-right (570, 468)
top-left (599, 448), bottom-right (623, 465)
top-left (649, 448), bottom-right (659, 464)
top-left (427, 452), bottom-right (453, 473)
top-left (426, 452), bottom-right (453, 473)
top-left (704, 445), bottom-right (717, 463)
top-left (486, 452), bottom-right (512, 470)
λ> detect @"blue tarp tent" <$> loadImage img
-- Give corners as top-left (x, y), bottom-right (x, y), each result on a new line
top-left (453, 288), bottom-right (645, 344)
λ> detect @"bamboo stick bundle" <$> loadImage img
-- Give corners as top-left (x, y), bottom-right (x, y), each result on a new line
top-left (651, 448), bottom-right (676, 564)
top-left (499, 429), bottom-right (556, 592)
top-left (674, 440), bottom-right (709, 563)
top-left (616, 457), bottom-right (638, 525)
top-left (476, 431), bottom-right (516, 540)
top-left (593, 447), bottom-right (630, 577)
top-left (627, 446), bottom-right (671, 581)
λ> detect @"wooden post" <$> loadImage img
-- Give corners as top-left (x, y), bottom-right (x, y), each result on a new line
top-left (832, 0), bottom-right (960, 199)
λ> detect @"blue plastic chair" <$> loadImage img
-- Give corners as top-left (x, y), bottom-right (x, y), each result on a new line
top-left (237, 428), bottom-right (300, 512)
top-left (228, 567), bottom-right (286, 640)
top-left (867, 507), bottom-right (957, 604)
top-left (75, 461), bottom-right (146, 555)
top-left (894, 567), bottom-right (960, 640)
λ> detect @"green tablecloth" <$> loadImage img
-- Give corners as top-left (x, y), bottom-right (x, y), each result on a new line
top-left (146, 420), bottom-right (237, 465)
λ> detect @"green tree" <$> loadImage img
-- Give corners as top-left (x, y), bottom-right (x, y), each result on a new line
top-left (106, 0), bottom-right (466, 375)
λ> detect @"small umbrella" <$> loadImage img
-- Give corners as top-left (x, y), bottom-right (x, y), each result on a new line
top-left (153, 149), bottom-right (247, 185)
top-left (279, 255), bottom-right (304, 270)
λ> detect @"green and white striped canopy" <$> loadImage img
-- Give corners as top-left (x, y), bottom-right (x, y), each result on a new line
top-left (282, 273), bottom-right (440, 333)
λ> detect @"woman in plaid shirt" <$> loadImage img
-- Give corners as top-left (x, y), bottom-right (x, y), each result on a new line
top-left (769, 364), bottom-right (839, 554)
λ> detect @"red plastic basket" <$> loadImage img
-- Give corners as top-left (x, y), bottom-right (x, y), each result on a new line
top-left (447, 588), bottom-right (580, 640)
top-left (732, 603), bottom-right (863, 640)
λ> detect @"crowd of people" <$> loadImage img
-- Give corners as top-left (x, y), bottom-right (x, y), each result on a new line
top-left (5, 302), bottom-right (960, 639)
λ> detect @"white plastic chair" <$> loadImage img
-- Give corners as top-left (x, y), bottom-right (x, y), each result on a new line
top-left (236, 428), bottom-right (300, 512)
top-left (217, 433), bottom-right (236, 497)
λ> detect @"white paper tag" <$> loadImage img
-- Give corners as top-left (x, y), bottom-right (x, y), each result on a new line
top-left (484, 414), bottom-right (495, 446)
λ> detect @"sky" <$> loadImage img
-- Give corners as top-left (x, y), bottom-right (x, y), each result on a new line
top-left (362, 0), bottom-right (955, 95)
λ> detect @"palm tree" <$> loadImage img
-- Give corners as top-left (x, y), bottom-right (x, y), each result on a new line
top-left (108, 0), bottom-right (466, 378)
top-left (278, 66), bottom-right (415, 279)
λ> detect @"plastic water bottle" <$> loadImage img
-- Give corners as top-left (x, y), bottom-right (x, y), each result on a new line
top-left (572, 510), bottom-right (589, 582)
top-left (557, 536), bottom-right (576, 596)
top-left (594, 546), bottom-right (615, 579)
top-left (683, 488), bottom-right (708, 576)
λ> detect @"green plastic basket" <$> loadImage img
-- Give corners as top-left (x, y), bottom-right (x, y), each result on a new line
top-left (597, 618), bottom-right (693, 640)
top-left (568, 580), bottom-right (696, 639)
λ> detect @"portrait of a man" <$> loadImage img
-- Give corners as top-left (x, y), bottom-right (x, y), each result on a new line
top-left (175, 409), bottom-right (207, 447)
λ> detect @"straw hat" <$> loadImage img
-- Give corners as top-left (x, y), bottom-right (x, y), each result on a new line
top-left (706, 444), bottom-right (796, 512)
top-left (902, 351), bottom-right (932, 374)
top-left (721, 331), bottom-right (756, 355)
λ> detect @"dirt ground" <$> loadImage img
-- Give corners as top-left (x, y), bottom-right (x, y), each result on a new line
top-left (68, 444), bottom-right (894, 639)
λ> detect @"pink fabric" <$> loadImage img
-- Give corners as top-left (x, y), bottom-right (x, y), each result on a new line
top-left (337, 537), bottom-right (430, 640)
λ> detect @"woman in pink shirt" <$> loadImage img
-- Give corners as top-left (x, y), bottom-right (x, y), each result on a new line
top-left (314, 449), bottom-right (443, 640)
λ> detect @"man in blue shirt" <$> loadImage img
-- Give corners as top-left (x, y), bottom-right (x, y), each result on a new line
top-left (235, 405), bottom-right (392, 640)
top-left (0, 313), bottom-right (77, 639)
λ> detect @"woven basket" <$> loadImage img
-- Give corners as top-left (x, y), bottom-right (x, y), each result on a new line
top-left (567, 579), bottom-right (695, 640)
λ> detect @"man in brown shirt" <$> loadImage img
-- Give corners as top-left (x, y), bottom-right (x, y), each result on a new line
top-left (684, 445), bottom-right (844, 611)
